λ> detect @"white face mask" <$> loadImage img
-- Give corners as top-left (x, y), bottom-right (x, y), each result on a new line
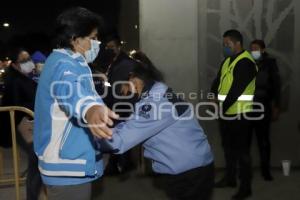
top-left (20, 61), bottom-right (35, 74)
top-left (85, 40), bottom-right (101, 63)
top-left (251, 51), bottom-right (262, 60)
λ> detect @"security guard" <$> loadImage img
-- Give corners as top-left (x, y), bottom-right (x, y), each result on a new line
top-left (100, 56), bottom-right (214, 200)
top-left (212, 30), bottom-right (257, 200)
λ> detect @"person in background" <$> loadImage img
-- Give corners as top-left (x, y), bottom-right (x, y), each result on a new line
top-left (103, 34), bottom-right (137, 176)
top-left (30, 51), bottom-right (47, 81)
top-left (89, 46), bottom-right (116, 96)
top-left (212, 30), bottom-right (257, 200)
top-left (34, 7), bottom-right (118, 200)
top-left (0, 48), bottom-right (41, 200)
top-left (100, 53), bottom-right (214, 200)
top-left (250, 39), bottom-right (281, 181)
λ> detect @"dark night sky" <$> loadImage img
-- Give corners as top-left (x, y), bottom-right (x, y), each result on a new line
top-left (0, 0), bottom-right (121, 56)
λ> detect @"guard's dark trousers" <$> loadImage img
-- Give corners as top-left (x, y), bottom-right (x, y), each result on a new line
top-left (220, 116), bottom-right (253, 192)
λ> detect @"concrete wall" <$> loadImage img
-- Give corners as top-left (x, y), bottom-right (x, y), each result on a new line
top-left (140, 0), bottom-right (300, 168)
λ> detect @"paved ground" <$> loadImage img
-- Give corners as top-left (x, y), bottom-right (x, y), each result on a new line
top-left (1, 148), bottom-right (300, 200)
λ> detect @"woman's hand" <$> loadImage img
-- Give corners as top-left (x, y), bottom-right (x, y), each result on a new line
top-left (85, 105), bottom-right (119, 139)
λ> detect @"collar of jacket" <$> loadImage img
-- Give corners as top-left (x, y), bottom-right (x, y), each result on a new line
top-left (228, 50), bottom-right (245, 64)
top-left (140, 82), bottom-right (168, 100)
top-left (53, 49), bottom-right (89, 67)
top-left (256, 52), bottom-right (269, 66)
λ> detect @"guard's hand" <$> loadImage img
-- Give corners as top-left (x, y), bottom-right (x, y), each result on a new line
top-left (85, 105), bottom-right (119, 139)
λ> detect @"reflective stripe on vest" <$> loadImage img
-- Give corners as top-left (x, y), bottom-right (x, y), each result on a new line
top-left (218, 95), bottom-right (254, 101)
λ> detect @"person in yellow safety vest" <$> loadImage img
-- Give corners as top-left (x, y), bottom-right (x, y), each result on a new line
top-left (218, 51), bottom-right (256, 115)
top-left (211, 29), bottom-right (258, 200)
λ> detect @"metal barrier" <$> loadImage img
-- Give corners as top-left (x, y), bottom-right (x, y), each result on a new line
top-left (0, 106), bottom-right (34, 200)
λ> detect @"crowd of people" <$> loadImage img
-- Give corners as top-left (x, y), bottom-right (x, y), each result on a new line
top-left (0, 7), bottom-right (281, 200)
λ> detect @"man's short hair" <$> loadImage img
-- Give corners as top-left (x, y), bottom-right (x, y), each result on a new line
top-left (223, 29), bottom-right (243, 45)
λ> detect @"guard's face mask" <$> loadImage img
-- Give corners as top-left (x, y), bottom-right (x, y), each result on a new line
top-left (251, 50), bottom-right (262, 60)
top-left (223, 46), bottom-right (235, 58)
top-left (223, 38), bottom-right (237, 58)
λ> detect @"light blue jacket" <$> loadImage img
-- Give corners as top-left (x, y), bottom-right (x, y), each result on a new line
top-left (34, 49), bottom-right (104, 186)
top-left (102, 82), bottom-right (214, 175)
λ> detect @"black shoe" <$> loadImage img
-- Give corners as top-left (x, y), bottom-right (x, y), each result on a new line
top-left (262, 173), bottom-right (274, 181)
top-left (232, 190), bottom-right (252, 200)
top-left (215, 178), bottom-right (237, 188)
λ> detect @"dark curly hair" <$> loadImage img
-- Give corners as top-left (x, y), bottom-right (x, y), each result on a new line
top-left (54, 7), bottom-right (103, 49)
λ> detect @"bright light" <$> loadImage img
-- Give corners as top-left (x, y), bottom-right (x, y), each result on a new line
top-left (3, 23), bottom-right (10, 28)
top-left (129, 50), bottom-right (137, 59)
top-left (134, 25), bottom-right (138, 29)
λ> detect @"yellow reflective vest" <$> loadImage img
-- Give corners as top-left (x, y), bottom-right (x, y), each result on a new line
top-left (218, 51), bottom-right (257, 115)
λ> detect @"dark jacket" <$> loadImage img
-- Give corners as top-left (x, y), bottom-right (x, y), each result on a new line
top-left (254, 52), bottom-right (281, 108)
top-left (0, 67), bottom-right (37, 148)
top-left (104, 52), bottom-right (138, 122)
top-left (106, 52), bottom-right (136, 99)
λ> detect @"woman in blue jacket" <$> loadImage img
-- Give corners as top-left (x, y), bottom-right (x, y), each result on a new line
top-left (34, 7), bottom-right (118, 200)
top-left (102, 51), bottom-right (215, 200)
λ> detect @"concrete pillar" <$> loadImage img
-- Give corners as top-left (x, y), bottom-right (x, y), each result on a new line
top-left (139, 0), bottom-right (199, 100)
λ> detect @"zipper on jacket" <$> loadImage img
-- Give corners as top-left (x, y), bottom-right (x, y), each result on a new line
top-left (59, 122), bottom-right (72, 150)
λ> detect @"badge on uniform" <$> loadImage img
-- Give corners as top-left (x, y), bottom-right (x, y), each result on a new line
top-left (138, 104), bottom-right (152, 119)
